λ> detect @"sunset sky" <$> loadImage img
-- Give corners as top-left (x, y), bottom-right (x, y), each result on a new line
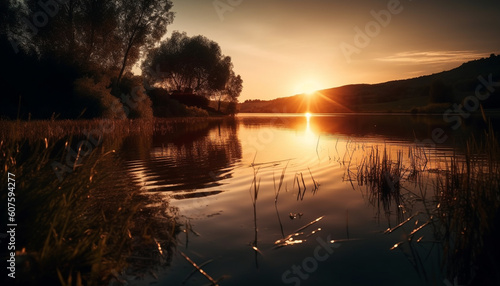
top-left (166, 0), bottom-right (500, 101)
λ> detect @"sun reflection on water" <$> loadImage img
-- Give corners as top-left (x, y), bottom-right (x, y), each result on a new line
top-left (303, 112), bottom-right (317, 146)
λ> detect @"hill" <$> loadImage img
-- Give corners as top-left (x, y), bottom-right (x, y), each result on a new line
top-left (239, 54), bottom-right (500, 114)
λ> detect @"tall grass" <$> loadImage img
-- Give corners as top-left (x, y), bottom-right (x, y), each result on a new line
top-left (433, 124), bottom-right (500, 284)
top-left (356, 146), bottom-right (404, 222)
top-left (249, 166), bottom-right (261, 268)
top-left (273, 164), bottom-right (288, 238)
top-left (0, 120), bottom-right (179, 285)
top-left (344, 122), bottom-right (500, 285)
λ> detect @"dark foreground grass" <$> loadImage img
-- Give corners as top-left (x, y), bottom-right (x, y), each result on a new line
top-left (0, 119), bottom-right (181, 285)
top-left (433, 124), bottom-right (500, 285)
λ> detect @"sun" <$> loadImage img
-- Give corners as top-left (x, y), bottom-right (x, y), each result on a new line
top-left (304, 89), bottom-right (317, 96)
top-left (302, 83), bottom-right (319, 95)
top-left (296, 79), bottom-right (320, 96)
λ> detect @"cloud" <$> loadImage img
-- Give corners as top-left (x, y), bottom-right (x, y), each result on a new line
top-left (375, 50), bottom-right (488, 65)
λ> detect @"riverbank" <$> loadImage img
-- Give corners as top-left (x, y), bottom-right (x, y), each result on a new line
top-left (0, 119), bottom-right (182, 285)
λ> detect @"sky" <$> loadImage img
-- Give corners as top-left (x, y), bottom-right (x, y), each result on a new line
top-left (165, 0), bottom-right (500, 101)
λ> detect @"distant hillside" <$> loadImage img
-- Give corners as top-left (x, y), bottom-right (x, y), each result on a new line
top-left (240, 54), bottom-right (500, 113)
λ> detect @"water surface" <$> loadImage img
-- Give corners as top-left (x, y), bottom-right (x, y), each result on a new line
top-left (120, 114), bottom-right (500, 286)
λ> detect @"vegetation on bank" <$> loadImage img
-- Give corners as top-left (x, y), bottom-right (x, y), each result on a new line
top-left (0, 120), bottom-right (182, 285)
top-left (0, 1), bottom-right (242, 120)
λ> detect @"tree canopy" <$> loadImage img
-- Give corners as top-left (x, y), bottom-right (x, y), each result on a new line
top-left (1, 1), bottom-right (242, 118)
top-left (0, 0), bottom-right (174, 119)
top-left (7, 0), bottom-right (174, 77)
top-left (142, 31), bottom-right (243, 106)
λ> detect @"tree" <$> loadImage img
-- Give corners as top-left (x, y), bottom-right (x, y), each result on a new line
top-left (142, 31), bottom-right (242, 105)
top-left (115, 0), bottom-right (175, 84)
top-left (226, 72), bottom-right (243, 103)
top-left (215, 71), bottom-right (243, 113)
top-left (7, 0), bottom-right (173, 78)
top-left (0, 0), bottom-right (174, 119)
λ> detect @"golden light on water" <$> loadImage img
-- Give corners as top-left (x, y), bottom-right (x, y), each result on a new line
top-left (305, 112), bottom-right (312, 134)
top-left (302, 112), bottom-right (318, 146)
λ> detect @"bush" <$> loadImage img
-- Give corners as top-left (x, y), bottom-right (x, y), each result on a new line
top-left (148, 88), bottom-right (170, 106)
top-left (186, 106), bottom-right (209, 117)
top-left (73, 77), bottom-right (126, 119)
top-left (125, 87), bottom-right (154, 119)
top-left (170, 93), bottom-right (210, 108)
top-left (114, 74), bottom-right (154, 119)
top-left (153, 98), bottom-right (187, 117)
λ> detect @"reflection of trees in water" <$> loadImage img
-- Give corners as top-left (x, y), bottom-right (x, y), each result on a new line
top-left (123, 119), bottom-right (242, 194)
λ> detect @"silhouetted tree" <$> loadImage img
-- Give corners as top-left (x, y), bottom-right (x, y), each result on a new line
top-left (226, 73), bottom-right (243, 102)
top-left (0, 0), bottom-right (174, 119)
top-left (9, 0), bottom-right (173, 77)
top-left (217, 71), bottom-right (243, 113)
top-left (142, 31), bottom-right (242, 103)
top-left (115, 0), bottom-right (174, 84)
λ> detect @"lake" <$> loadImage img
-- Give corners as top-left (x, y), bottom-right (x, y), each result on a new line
top-left (116, 113), bottom-right (500, 286)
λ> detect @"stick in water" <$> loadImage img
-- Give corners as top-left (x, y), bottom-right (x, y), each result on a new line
top-left (180, 251), bottom-right (219, 286)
